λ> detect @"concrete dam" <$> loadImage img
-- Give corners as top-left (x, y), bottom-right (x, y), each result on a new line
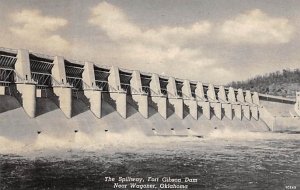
top-left (0, 47), bottom-right (300, 143)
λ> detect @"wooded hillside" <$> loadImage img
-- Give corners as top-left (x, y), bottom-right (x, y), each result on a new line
top-left (227, 69), bottom-right (300, 97)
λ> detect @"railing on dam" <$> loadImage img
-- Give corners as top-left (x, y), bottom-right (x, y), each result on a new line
top-left (0, 68), bottom-right (14, 86)
top-left (29, 55), bottom-right (54, 89)
top-left (0, 52), bottom-right (17, 86)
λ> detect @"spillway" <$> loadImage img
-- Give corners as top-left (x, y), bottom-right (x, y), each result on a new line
top-left (0, 47), bottom-right (299, 144)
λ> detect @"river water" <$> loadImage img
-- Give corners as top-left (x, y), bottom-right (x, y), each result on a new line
top-left (0, 129), bottom-right (299, 190)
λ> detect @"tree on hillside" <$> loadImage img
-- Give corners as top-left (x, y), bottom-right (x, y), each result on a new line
top-left (227, 69), bottom-right (300, 97)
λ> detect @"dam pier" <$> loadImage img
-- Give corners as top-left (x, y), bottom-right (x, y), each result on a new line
top-left (0, 47), bottom-right (300, 141)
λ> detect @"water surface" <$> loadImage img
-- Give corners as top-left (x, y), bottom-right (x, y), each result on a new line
top-left (0, 130), bottom-right (299, 189)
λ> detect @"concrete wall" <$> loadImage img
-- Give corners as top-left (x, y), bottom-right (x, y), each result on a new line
top-left (82, 61), bottom-right (96, 88)
top-left (52, 87), bottom-right (72, 118)
top-left (167, 77), bottom-right (183, 119)
top-left (252, 92), bottom-right (260, 105)
top-left (15, 83), bottom-right (36, 118)
top-left (0, 48), bottom-right (298, 133)
top-left (0, 95), bottom-right (270, 143)
top-left (15, 49), bottom-right (32, 81)
top-left (273, 116), bottom-right (300, 132)
top-left (13, 49), bottom-right (36, 118)
top-left (0, 86), bottom-right (5, 95)
top-left (83, 90), bottom-right (102, 118)
top-left (258, 99), bottom-right (300, 131)
top-left (108, 66), bottom-right (127, 118)
top-left (198, 101), bottom-right (210, 119)
top-left (218, 86), bottom-right (232, 120)
top-left (207, 84), bottom-right (217, 101)
top-left (195, 83), bottom-right (210, 119)
top-left (130, 70), bottom-right (148, 118)
top-left (222, 103), bottom-right (232, 120)
top-left (245, 90), bottom-right (253, 104)
top-left (182, 80), bottom-right (198, 119)
top-left (195, 82), bottom-right (206, 100)
top-left (52, 56), bottom-right (67, 85)
top-left (51, 56), bottom-right (72, 118)
top-left (228, 87), bottom-right (237, 103)
top-left (82, 62), bottom-right (102, 118)
top-left (149, 74), bottom-right (167, 119)
top-left (295, 92), bottom-right (300, 116)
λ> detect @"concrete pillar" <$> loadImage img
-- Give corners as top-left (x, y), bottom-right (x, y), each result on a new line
top-left (237, 89), bottom-right (250, 119)
top-left (169, 98), bottom-right (184, 119)
top-left (52, 56), bottom-right (72, 118)
top-left (150, 74), bottom-right (167, 119)
top-left (14, 49), bottom-right (36, 118)
top-left (237, 88), bottom-right (245, 103)
top-left (131, 70), bottom-right (143, 93)
top-left (233, 104), bottom-right (242, 120)
top-left (207, 84), bottom-right (217, 101)
top-left (110, 92), bottom-right (126, 118)
top-left (149, 73), bottom-right (162, 95)
top-left (184, 100), bottom-right (198, 119)
top-left (294, 92), bottom-right (300, 116)
top-left (0, 86), bottom-right (5, 95)
top-left (222, 103), bottom-right (233, 120)
top-left (108, 66), bottom-right (127, 118)
top-left (228, 87), bottom-right (237, 103)
top-left (242, 105), bottom-right (251, 120)
top-left (167, 77), bottom-right (183, 119)
top-left (195, 82), bottom-right (209, 119)
top-left (251, 106), bottom-right (259, 120)
top-left (218, 86), bottom-right (232, 119)
top-left (228, 87), bottom-right (242, 120)
top-left (16, 83), bottom-right (36, 118)
top-left (53, 87), bottom-right (72, 118)
top-left (182, 80), bottom-right (192, 98)
top-left (211, 102), bottom-right (222, 119)
top-left (84, 90), bottom-right (102, 118)
top-left (82, 61), bottom-right (96, 89)
top-left (15, 49), bottom-right (32, 81)
top-left (134, 95), bottom-right (148, 118)
top-left (36, 89), bottom-right (46, 98)
top-left (167, 77), bottom-right (178, 97)
top-left (296, 92), bottom-right (300, 105)
top-left (217, 86), bottom-right (227, 102)
top-left (198, 101), bottom-right (210, 119)
top-left (252, 92), bottom-right (260, 105)
top-left (207, 84), bottom-right (221, 119)
top-left (131, 70), bottom-right (148, 118)
top-left (52, 56), bottom-right (67, 84)
top-left (108, 66), bottom-right (121, 91)
top-left (152, 96), bottom-right (167, 119)
top-left (182, 80), bottom-right (197, 119)
top-left (259, 107), bottom-right (275, 131)
top-left (195, 82), bottom-right (206, 100)
top-left (245, 90), bottom-right (253, 104)
top-left (82, 62), bottom-right (102, 118)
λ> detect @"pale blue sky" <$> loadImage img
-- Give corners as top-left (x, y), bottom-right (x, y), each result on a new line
top-left (0, 0), bottom-right (299, 84)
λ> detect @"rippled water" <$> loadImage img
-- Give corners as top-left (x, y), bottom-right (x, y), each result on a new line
top-left (0, 130), bottom-right (299, 190)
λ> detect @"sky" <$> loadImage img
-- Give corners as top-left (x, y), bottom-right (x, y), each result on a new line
top-left (0, 0), bottom-right (299, 85)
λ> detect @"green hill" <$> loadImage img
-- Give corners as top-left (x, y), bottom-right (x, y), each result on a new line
top-left (227, 69), bottom-right (300, 98)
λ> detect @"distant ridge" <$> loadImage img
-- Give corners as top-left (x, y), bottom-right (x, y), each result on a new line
top-left (227, 69), bottom-right (300, 98)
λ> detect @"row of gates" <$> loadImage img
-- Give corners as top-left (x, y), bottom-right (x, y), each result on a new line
top-left (0, 51), bottom-right (17, 87)
top-left (0, 50), bottom-right (244, 103)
